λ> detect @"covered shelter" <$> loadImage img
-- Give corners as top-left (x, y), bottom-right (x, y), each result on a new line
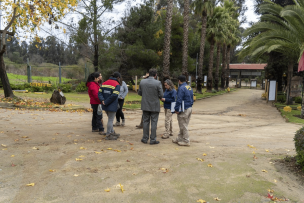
top-left (229, 63), bottom-right (267, 79)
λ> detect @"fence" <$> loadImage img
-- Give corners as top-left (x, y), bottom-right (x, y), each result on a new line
top-left (5, 61), bottom-right (94, 85)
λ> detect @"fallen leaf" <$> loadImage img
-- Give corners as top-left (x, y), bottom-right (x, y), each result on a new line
top-left (107, 148), bottom-right (112, 150)
top-left (32, 147), bottom-right (39, 150)
top-left (265, 149), bottom-right (269, 152)
top-left (79, 147), bottom-right (86, 150)
top-left (175, 148), bottom-right (179, 150)
top-left (21, 136), bottom-right (28, 138)
top-left (104, 188), bottom-right (110, 192)
top-left (114, 150), bottom-right (121, 152)
top-left (75, 158), bottom-right (82, 161)
top-left (11, 163), bottom-right (16, 167)
top-left (2, 144), bottom-right (7, 147)
top-left (214, 197), bottom-right (221, 201)
top-left (2, 148), bottom-right (7, 150)
top-left (130, 147), bottom-right (134, 150)
top-left (26, 183), bottom-right (35, 186)
top-left (127, 160), bottom-right (130, 162)
top-left (253, 155), bottom-right (257, 159)
top-left (132, 173), bottom-right (136, 175)
top-left (209, 146), bottom-right (215, 149)
top-left (49, 169), bottom-right (55, 172)
top-left (252, 151), bottom-right (255, 154)
top-left (208, 164), bottom-right (213, 167)
top-left (268, 189), bottom-right (274, 193)
top-left (247, 144), bottom-right (255, 149)
top-left (118, 183), bottom-right (125, 193)
top-left (14, 139), bottom-right (19, 142)
top-left (11, 155), bottom-right (15, 157)
top-left (262, 170), bottom-right (268, 173)
top-left (79, 155), bottom-right (85, 157)
top-left (197, 158), bottom-right (204, 162)
top-left (197, 199), bottom-right (207, 203)
top-left (129, 143), bottom-right (133, 145)
top-left (202, 153), bottom-right (207, 156)
top-left (95, 152), bottom-right (102, 154)
top-left (74, 174), bottom-right (79, 177)
top-left (274, 179), bottom-right (277, 183)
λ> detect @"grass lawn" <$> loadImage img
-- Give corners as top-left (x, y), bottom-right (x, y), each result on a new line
top-left (7, 73), bottom-right (73, 85)
top-left (274, 102), bottom-right (304, 124)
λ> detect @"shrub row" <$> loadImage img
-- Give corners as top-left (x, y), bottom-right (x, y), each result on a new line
top-left (294, 127), bottom-right (304, 171)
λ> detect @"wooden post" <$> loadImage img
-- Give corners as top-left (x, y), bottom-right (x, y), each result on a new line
top-left (135, 76), bottom-right (137, 92)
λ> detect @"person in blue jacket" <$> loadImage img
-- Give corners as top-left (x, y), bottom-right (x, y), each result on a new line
top-left (98, 72), bottom-right (121, 140)
top-left (161, 79), bottom-right (177, 139)
top-left (173, 75), bottom-right (193, 146)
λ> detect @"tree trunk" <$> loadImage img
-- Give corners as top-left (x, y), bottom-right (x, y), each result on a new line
top-left (0, 48), bottom-right (14, 98)
top-left (182, 0), bottom-right (189, 78)
top-left (221, 44), bottom-right (226, 89)
top-left (93, 0), bottom-right (98, 72)
top-left (162, 0), bottom-right (174, 82)
top-left (214, 44), bottom-right (221, 91)
top-left (197, 13), bottom-right (208, 93)
top-left (286, 60), bottom-right (293, 105)
top-left (207, 39), bottom-right (215, 92)
top-left (225, 45), bottom-right (231, 88)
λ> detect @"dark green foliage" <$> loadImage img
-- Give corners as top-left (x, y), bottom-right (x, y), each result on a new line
top-left (294, 127), bottom-right (304, 170)
top-left (58, 83), bottom-right (72, 93)
top-left (277, 95), bottom-right (286, 103)
top-left (295, 97), bottom-right (302, 104)
top-left (75, 82), bottom-right (88, 92)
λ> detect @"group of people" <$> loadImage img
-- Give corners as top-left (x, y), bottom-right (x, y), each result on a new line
top-left (86, 68), bottom-right (194, 146)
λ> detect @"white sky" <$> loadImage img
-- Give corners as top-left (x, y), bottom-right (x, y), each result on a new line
top-left (243, 0), bottom-right (260, 28)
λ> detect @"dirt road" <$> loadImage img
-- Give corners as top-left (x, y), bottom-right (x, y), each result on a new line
top-left (0, 89), bottom-right (303, 202)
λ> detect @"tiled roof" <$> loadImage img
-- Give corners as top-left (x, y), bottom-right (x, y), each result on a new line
top-left (229, 64), bottom-right (267, 70)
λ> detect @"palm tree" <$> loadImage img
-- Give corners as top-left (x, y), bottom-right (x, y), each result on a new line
top-left (182, 0), bottom-right (190, 78)
top-left (162, 0), bottom-right (174, 81)
top-left (191, 0), bottom-right (215, 93)
top-left (206, 6), bottom-right (227, 92)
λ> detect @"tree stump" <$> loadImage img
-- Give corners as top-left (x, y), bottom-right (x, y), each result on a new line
top-left (50, 90), bottom-right (66, 105)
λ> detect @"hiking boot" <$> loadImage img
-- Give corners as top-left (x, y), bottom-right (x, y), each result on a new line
top-left (136, 124), bottom-right (143, 129)
top-left (121, 119), bottom-right (125, 126)
top-left (105, 134), bottom-right (118, 140)
top-left (177, 141), bottom-right (190, 146)
top-left (113, 121), bottom-right (120, 126)
top-left (99, 131), bottom-right (106, 135)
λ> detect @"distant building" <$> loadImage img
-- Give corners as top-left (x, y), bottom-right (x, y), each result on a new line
top-left (229, 63), bottom-right (267, 79)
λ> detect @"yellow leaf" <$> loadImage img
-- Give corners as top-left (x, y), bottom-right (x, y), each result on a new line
top-left (75, 158), bottom-right (82, 161)
top-left (79, 155), bottom-right (85, 157)
top-left (265, 149), bottom-right (269, 152)
top-left (11, 155), bottom-right (15, 157)
top-left (79, 147), bottom-right (86, 150)
top-left (197, 199), bottom-right (207, 203)
top-left (118, 183), bottom-right (125, 193)
top-left (202, 153), bottom-right (207, 156)
top-left (32, 147), bottom-right (39, 150)
top-left (214, 197), bottom-right (221, 201)
top-left (252, 151), bottom-right (255, 154)
top-left (268, 189), bottom-right (274, 193)
top-left (262, 170), bottom-right (268, 173)
top-left (274, 179), bottom-right (277, 183)
top-left (26, 183), bottom-right (35, 186)
top-left (107, 148), bottom-right (112, 150)
top-left (35, 44), bottom-right (38, 48)
top-left (208, 164), bottom-right (213, 167)
top-left (63, 28), bottom-right (66, 34)
top-left (2, 148), bottom-right (7, 150)
top-left (74, 174), bottom-right (79, 177)
top-left (104, 188), bottom-right (110, 192)
top-left (114, 149), bottom-right (121, 152)
top-left (49, 169), bottom-right (55, 172)
top-left (21, 136), bottom-right (28, 138)
top-left (95, 152), bottom-right (102, 154)
top-left (1, 144), bottom-right (7, 147)
top-left (197, 158), bottom-right (204, 162)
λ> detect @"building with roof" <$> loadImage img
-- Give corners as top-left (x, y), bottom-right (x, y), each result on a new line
top-left (229, 63), bottom-right (267, 79)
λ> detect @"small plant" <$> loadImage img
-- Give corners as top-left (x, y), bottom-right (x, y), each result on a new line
top-left (294, 127), bottom-right (304, 171)
top-left (295, 96), bottom-right (302, 104)
top-left (277, 95), bottom-right (286, 103)
top-left (59, 83), bottom-right (72, 93)
top-left (75, 82), bottom-right (87, 92)
top-left (212, 89), bottom-right (217, 93)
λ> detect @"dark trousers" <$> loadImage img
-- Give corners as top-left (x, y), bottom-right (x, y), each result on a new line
top-left (142, 111), bottom-right (159, 142)
top-left (91, 104), bottom-right (104, 131)
top-left (116, 99), bottom-right (125, 122)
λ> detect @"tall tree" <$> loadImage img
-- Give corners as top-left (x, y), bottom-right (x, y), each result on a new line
top-left (0, 0), bottom-right (77, 98)
top-left (182, 0), bottom-right (190, 78)
top-left (191, 0), bottom-right (215, 93)
top-left (162, 0), bottom-right (174, 81)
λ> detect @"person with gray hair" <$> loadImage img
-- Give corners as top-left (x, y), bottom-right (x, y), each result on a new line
top-left (138, 68), bottom-right (163, 145)
top-left (161, 79), bottom-right (177, 139)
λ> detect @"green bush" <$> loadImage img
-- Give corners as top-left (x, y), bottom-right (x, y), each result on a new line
top-left (59, 83), bottom-right (72, 93)
top-left (75, 82), bottom-right (88, 92)
top-left (191, 82), bottom-right (196, 88)
top-left (212, 89), bottom-right (217, 93)
top-left (295, 97), bottom-right (302, 104)
top-left (277, 95), bottom-right (286, 103)
top-left (294, 127), bottom-right (304, 171)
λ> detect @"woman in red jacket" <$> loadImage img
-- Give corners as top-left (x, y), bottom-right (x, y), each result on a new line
top-left (86, 72), bottom-right (104, 133)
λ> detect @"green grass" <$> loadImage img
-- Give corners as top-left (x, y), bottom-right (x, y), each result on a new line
top-left (7, 73), bottom-right (73, 85)
top-left (274, 103), bottom-right (304, 124)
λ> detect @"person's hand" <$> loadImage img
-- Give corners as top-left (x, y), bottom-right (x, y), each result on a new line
top-left (175, 111), bottom-right (179, 114)
top-left (102, 101), bottom-right (105, 105)
top-left (161, 98), bottom-right (165, 102)
top-left (120, 97), bottom-right (123, 99)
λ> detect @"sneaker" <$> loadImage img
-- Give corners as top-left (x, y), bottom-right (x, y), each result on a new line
top-left (105, 135), bottom-right (118, 140)
top-left (150, 140), bottom-right (160, 145)
top-left (172, 137), bottom-right (179, 143)
top-left (121, 119), bottom-right (125, 126)
top-left (99, 131), bottom-right (106, 135)
top-left (113, 121), bottom-right (120, 126)
top-left (177, 141), bottom-right (190, 146)
top-left (162, 135), bottom-right (169, 139)
top-left (112, 131), bottom-right (120, 138)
